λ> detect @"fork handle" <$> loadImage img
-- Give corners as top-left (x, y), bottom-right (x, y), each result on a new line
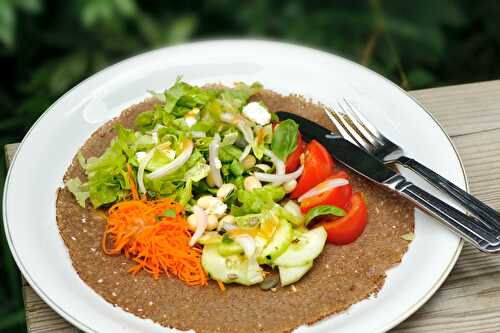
top-left (386, 176), bottom-right (500, 252)
top-left (397, 156), bottom-right (500, 233)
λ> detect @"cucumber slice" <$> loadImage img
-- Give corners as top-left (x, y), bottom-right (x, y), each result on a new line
top-left (197, 232), bottom-right (222, 245)
top-left (202, 244), bottom-right (264, 285)
top-left (279, 261), bottom-right (313, 286)
top-left (274, 227), bottom-right (327, 267)
top-left (254, 235), bottom-right (269, 257)
top-left (257, 219), bottom-right (293, 264)
top-left (217, 240), bottom-right (244, 257)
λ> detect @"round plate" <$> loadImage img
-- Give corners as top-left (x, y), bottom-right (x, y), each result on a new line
top-left (3, 40), bottom-right (464, 333)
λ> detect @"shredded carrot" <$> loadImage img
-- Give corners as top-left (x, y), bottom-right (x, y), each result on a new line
top-left (217, 280), bottom-right (226, 292)
top-left (126, 164), bottom-right (139, 201)
top-left (102, 197), bottom-right (208, 286)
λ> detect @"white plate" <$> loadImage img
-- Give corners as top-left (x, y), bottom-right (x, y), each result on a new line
top-left (3, 40), bottom-right (464, 333)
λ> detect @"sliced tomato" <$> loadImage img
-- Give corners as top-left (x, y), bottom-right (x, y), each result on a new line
top-left (319, 192), bottom-right (368, 245)
top-left (285, 130), bottom-right (304, 173)
top-left (300, 171), bottom-right (352, 213)
top-left (290, 140), bottom-right (335, 199)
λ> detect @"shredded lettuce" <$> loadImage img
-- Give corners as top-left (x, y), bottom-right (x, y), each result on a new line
top-left (232, 185), bottom-right (285, 216)
top-left (65, 178), bottom-right (89, 207)
top-left (146, 150), bottom-right (173, 171)
top-left (219, 145), bottom-right (243, 162)
top-left (67, 79), bottom-right (264, 208)
top-left (185, 162), bottom-right (210, 182)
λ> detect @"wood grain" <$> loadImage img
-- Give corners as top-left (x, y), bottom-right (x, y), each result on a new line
top-left (4, 80), bottom-right (500, 333)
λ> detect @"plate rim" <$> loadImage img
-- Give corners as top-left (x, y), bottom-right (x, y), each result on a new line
top-left (3, 38), bottom-right (465, 333)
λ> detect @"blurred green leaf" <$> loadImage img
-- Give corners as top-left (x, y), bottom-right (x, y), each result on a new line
top-left (166, 15), bottom-right (197, 44)
top-left (12, 0), bottom-right (41, 12)
top-left (113, 0), bottom-right (136, 17)
top-left (407, 69), bottom-right (436, 89)
top-left (0, 0), bottom-right (15, 47)
top-left (49, 52), bottom-right (88, 94)
top-left (0, 309), bottom-right (25, 330)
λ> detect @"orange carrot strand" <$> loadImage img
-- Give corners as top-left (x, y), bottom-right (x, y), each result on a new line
top-left (102, 197), bottom-right (207, 286)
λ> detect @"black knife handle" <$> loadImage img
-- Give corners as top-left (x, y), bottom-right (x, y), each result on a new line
top-left (397, 156), bottom-right (500, 233)
top-left (387, 175), bottom-right (500, 252)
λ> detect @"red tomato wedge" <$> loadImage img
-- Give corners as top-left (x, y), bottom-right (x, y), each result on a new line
top-left (319, 192), bottom-right (368, 245)
top-left (300, 171), bottom-right (352, 213)
top-left (290, 140), bottom-right (335, 198)
top-left (285, 130), bottom-right (304, 173)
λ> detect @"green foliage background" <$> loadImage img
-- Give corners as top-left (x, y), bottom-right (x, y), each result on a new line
top-left (0, 0), bottom-right (499, 331)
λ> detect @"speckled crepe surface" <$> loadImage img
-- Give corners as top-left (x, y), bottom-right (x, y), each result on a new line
top-left (56, 91), bottom-right (414, 333)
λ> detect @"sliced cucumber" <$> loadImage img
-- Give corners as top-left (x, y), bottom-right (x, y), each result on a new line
top-left (274, 226), bottom-right (327, 267)
top-left (257, 219), bottom-right (293, 265)
top-left (201, 244), bottom-right (264, 285)
top-left (197, 232), bottom-right (222, 245)
top-left (217, 240), bottom-right (244, 257)
top-left (279, 261), bottom-right (313, 286)
top-left (254, 235), bottom-right (269, 258)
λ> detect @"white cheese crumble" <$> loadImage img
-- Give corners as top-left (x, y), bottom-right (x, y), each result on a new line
top-left (242, 102), bottom-right (271, 125)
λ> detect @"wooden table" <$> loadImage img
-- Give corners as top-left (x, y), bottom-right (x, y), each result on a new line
top-left (4, 80), bottom-right (500, 332)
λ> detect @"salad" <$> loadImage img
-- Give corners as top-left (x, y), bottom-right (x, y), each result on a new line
top-left (66, 78), bottom-right (368, 288)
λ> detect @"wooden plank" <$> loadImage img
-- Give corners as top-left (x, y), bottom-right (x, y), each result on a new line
top-left (4, 80), bottom-right (500, 333)
top-left (411, 80), bottom-right (500, 137)
top-left (391, 80), bottom-right (500, 332)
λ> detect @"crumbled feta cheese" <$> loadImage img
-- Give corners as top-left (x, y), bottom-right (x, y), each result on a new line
top-left (242, 102), bottom-right (271, 125)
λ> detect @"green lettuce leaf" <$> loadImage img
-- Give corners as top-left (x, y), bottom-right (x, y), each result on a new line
top-left (115, 124), bottom-right (136, 158)
top-left (219, 145), bottom-right (243, 162)
top-left (65, 178), bottom-right (89, 207)
top-left (82, 140), bottom-right (129, 208)
top-left (185, 162), bottom-right (210, 182)
top-left (232, 185), bottom-right (285, 215)
top-left (146, 149), bottom-right (173, 171)
top-left (177, 179), bottom-right (193, 205)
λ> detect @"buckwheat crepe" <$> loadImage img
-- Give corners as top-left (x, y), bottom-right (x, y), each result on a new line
top-left (56, 90), bottom-right (414, 333)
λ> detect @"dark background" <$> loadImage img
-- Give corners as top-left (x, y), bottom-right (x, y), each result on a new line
top-left (1, 0), bottom-right (499, 331)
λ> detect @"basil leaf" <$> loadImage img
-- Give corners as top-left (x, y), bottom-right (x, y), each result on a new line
top-left (304, 205), bottom-right (346, 226)
top-left (271, 119), bottom-right (299, 161)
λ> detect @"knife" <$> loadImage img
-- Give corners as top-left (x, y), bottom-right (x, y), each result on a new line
top-left (277, 111), bottom-right (500, 253)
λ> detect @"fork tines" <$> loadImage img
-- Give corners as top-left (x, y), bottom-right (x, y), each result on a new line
top-left (325, 99), bottom-right (383, 151)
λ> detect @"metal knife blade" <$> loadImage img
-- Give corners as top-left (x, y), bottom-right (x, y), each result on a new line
top-left (276, 111), bottom-right (395, 183)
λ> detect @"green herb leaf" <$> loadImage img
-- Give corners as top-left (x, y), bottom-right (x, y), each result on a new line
top-left (271, 119), bottom-right (299, 161)
top-left (304, 205), bottom-right (346, 226)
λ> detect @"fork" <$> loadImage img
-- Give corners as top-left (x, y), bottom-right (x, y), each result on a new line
top-left (325, 99), bottom-right (500, 236)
